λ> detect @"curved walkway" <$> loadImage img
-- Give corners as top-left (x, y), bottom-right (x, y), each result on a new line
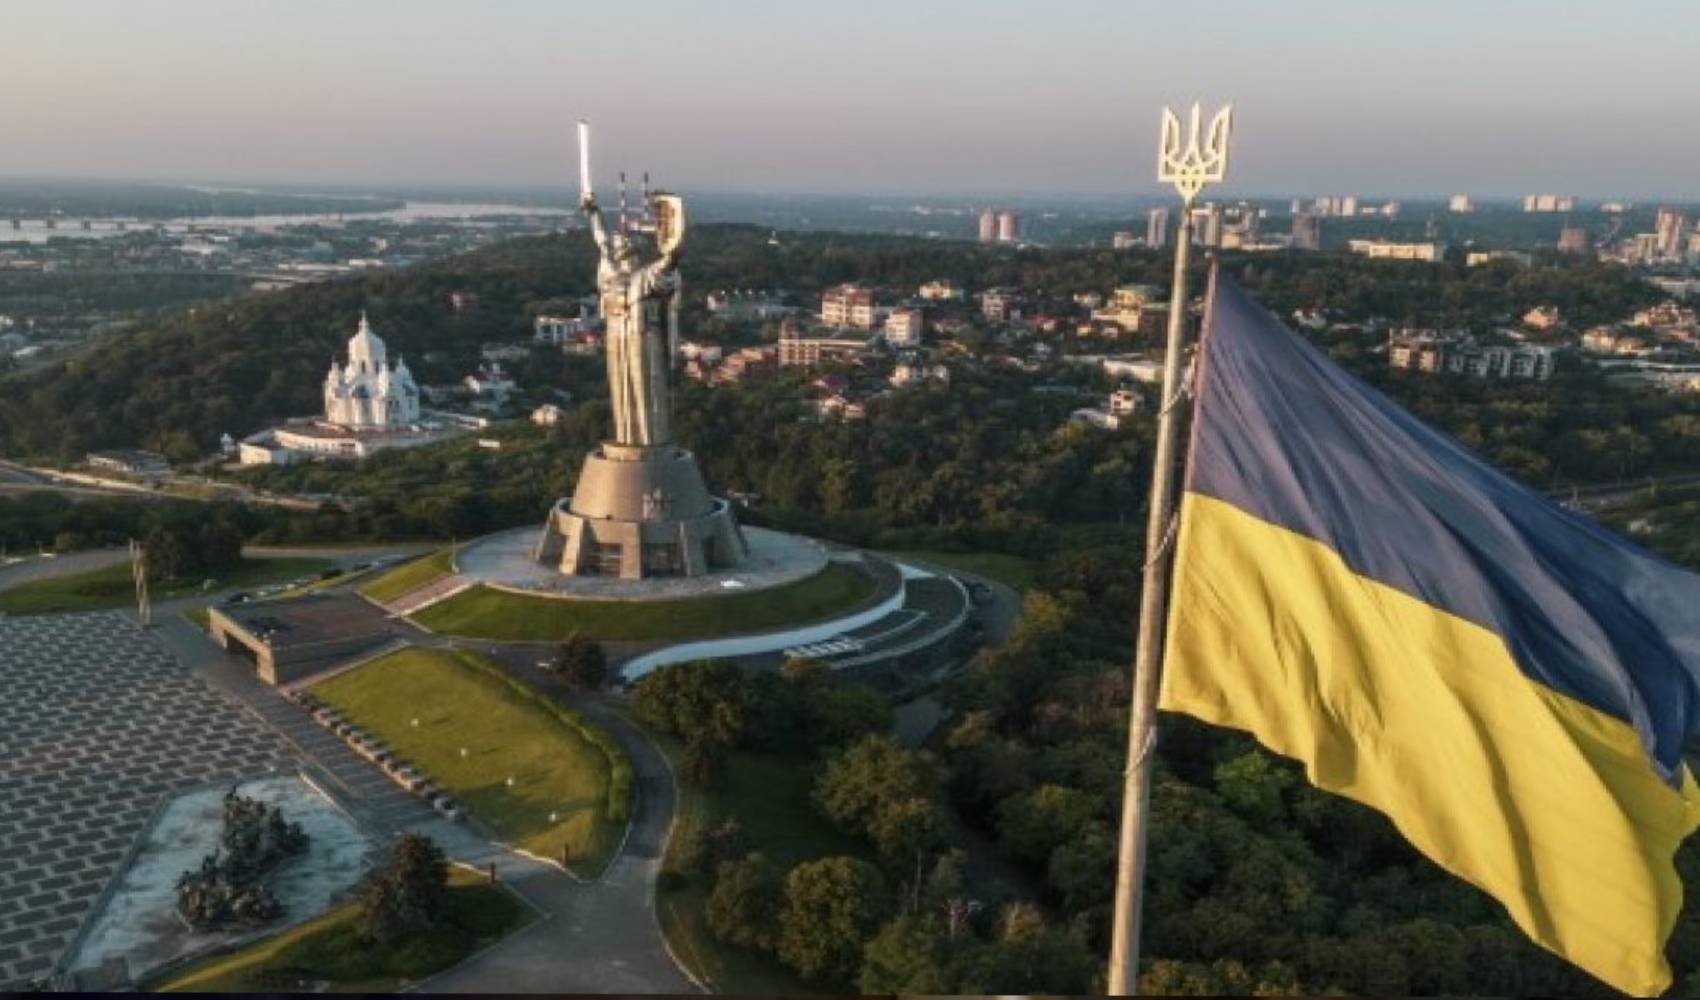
top-left (412, 677), bottom-right (696, 994)
top-left (615, 554), bottom-right (906, 681)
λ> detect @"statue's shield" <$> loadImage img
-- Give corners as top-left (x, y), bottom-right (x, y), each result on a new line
top-left (653, 194), bottom-right (685, 255)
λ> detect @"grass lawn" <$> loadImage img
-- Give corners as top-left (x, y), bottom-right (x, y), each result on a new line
top-left (412, 563), bottom-right (878, 643)
top-left (311, 648), bottom-right (623, 876)
top-left (357, 548), bottom-right (456, 604)
top-left (0, 557), bottom-right (332, 615)
top-left (652, 731), bottom-right (872, 994)
top-left (151, 866), bottom-right (528, 993)
top-left (885, 549), bottom-right (1037, 592)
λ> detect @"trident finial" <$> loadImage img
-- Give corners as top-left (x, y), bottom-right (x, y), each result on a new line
top-left (1158, 103), bottom-right (1233, 205)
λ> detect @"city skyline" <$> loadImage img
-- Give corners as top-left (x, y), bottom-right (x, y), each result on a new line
top-left (5, 0), bottom-right (1700, 199)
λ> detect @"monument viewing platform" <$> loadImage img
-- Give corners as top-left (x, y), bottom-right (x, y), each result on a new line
top-left (470, 524), bottom-right (822, 601)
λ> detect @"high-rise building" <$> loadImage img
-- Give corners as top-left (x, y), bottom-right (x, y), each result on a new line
top-left (820, 283), bottom-right (876, 329)
top-left (1146, 207), bottom-right (1169, 250)
top-left (1347, 239), bottom-right (1447, 262)
top-left (980, 288), bottom-right (1022, 323)
top-left (1290, 211), bottom-right (1321, 251)
top-left (996, 210), bottom-right (1021, 243)
top-left (1557, 226), bottom-right (1591, 255)
top-left (883, 308), bottom-right (924, 347)
top-left (1656, 208), bottom-right (1691, 260)
top-left (1448, 194), bottom-right (1476, 213)
top-left (1523, 194), bottom-right (1576, 213)
top-left (977, 209), bottom-right (997, 243)
top-left (1312, 195), bottom-right (1361, 217)
top-left (1193, 203), bottom-right (1224, 247)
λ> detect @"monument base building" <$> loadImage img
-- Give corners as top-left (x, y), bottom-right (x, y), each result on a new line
top-left (534, 442), bottom-right (746, 579)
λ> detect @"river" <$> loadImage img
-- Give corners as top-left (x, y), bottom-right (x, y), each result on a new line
top-left (0, 200), bottom-right (574, 245)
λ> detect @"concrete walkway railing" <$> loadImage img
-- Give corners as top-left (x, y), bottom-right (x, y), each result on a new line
top-left (618, 577), bottom-right (909, 681)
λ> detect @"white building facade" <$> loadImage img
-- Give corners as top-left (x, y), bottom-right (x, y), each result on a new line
top-left (322, 313), bottom-right (420, 429)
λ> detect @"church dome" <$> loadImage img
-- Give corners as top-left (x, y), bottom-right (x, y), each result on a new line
top-left (346, 311), bottom-right (387, 372)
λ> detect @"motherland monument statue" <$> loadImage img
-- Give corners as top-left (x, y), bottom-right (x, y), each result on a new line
top-left (582, 178), bottom-right (682, 447)
top-left (533, 122), bottom-right (747, 580)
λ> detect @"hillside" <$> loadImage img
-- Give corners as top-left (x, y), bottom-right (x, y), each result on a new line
top-left (0, 224), bottom-right (1138, 462)
top-left (0, 234), bottom-right (586, 461)
top-left (0, 223), bottom-right (1674, 474)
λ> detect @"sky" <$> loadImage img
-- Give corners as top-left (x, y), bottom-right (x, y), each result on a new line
top-left (5, 0), bottom-right (1698, 199)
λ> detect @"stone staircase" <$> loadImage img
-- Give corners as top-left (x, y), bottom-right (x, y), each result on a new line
top-left (380, 574), bottom-right (471, 616)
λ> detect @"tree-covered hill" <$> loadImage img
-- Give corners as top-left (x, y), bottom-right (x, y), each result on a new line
top-left (0, 224), bottom-right (1159, 461)
top-left (0, 223), bottom-right (1676, 468)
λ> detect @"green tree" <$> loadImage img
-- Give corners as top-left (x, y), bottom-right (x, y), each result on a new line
top-left (1213, 749), bottom-right (1294, 824)
top-left (867, 795), bottom-right (949, 866)
top-left (859, 913), bottom-right (956, 993)
top-left (1046, 821), bottom-right (1116, 911)
top-left (953, 901), bottom-right (1098, 994)
top-left (550, 631), bottom-right (607, 690)
top-left (675, 818), bottom-right (750, 880)
top-left (706, 852), bottom-right (783, 952)
top-left (633, 659), bottom-right (751, 748)
top-left (1137, 958), bottom-right (1306, 996)
top-left (816, 735), bottom-right (941, 834)
top-left (809, 683), bottom-right (894, 749)
top-left (995, 784), bottom-right (1099, 864)
top-left (681, 733), bottom-right (730, 787)
top-left (778, 856), bottom-right (888, 982)
top-left (359, 834), bottom-right (448, 945)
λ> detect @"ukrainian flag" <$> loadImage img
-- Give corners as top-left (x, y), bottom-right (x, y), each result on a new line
top-left (1160, 275), bottom-right (1700, 995)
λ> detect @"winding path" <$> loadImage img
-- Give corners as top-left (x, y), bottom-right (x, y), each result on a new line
top-left (414, 692), bottom-right (695, 994)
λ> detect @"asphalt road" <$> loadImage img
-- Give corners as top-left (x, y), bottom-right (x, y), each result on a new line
top-left (0, 542), bottom-right (435, 602)
top-left (0, 547), bottom-right (129, 590)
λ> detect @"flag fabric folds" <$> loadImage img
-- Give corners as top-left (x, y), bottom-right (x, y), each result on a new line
top-left (1160, 275), bottom-right (1700, 995)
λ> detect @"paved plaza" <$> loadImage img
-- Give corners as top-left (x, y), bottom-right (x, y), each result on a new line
top-left (0, 613), bottom-right (296, 988)
top-left (454, 524), bottom-right (829, 600)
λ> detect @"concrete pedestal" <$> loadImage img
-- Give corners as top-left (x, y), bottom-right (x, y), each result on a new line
top-left (534, 444), bottom-right (747, 579)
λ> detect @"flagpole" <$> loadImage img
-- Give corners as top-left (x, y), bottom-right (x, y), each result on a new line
top-left (1107, 103), bottom-right (1232, 996)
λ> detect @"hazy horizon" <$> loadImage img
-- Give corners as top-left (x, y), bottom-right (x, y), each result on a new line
top-left (5, 176), bottom-right (1696, 211)
top-left (7, 0), bottom-right (1700, 200)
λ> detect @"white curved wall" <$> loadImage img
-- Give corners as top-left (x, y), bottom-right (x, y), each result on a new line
top-left (618, 579), bottom-right (909, 681)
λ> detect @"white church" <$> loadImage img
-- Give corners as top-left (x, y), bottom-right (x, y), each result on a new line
top-left (322, 312), bottom-right (420, 428)
top-left (238, 313), bottom-right (466, 464)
